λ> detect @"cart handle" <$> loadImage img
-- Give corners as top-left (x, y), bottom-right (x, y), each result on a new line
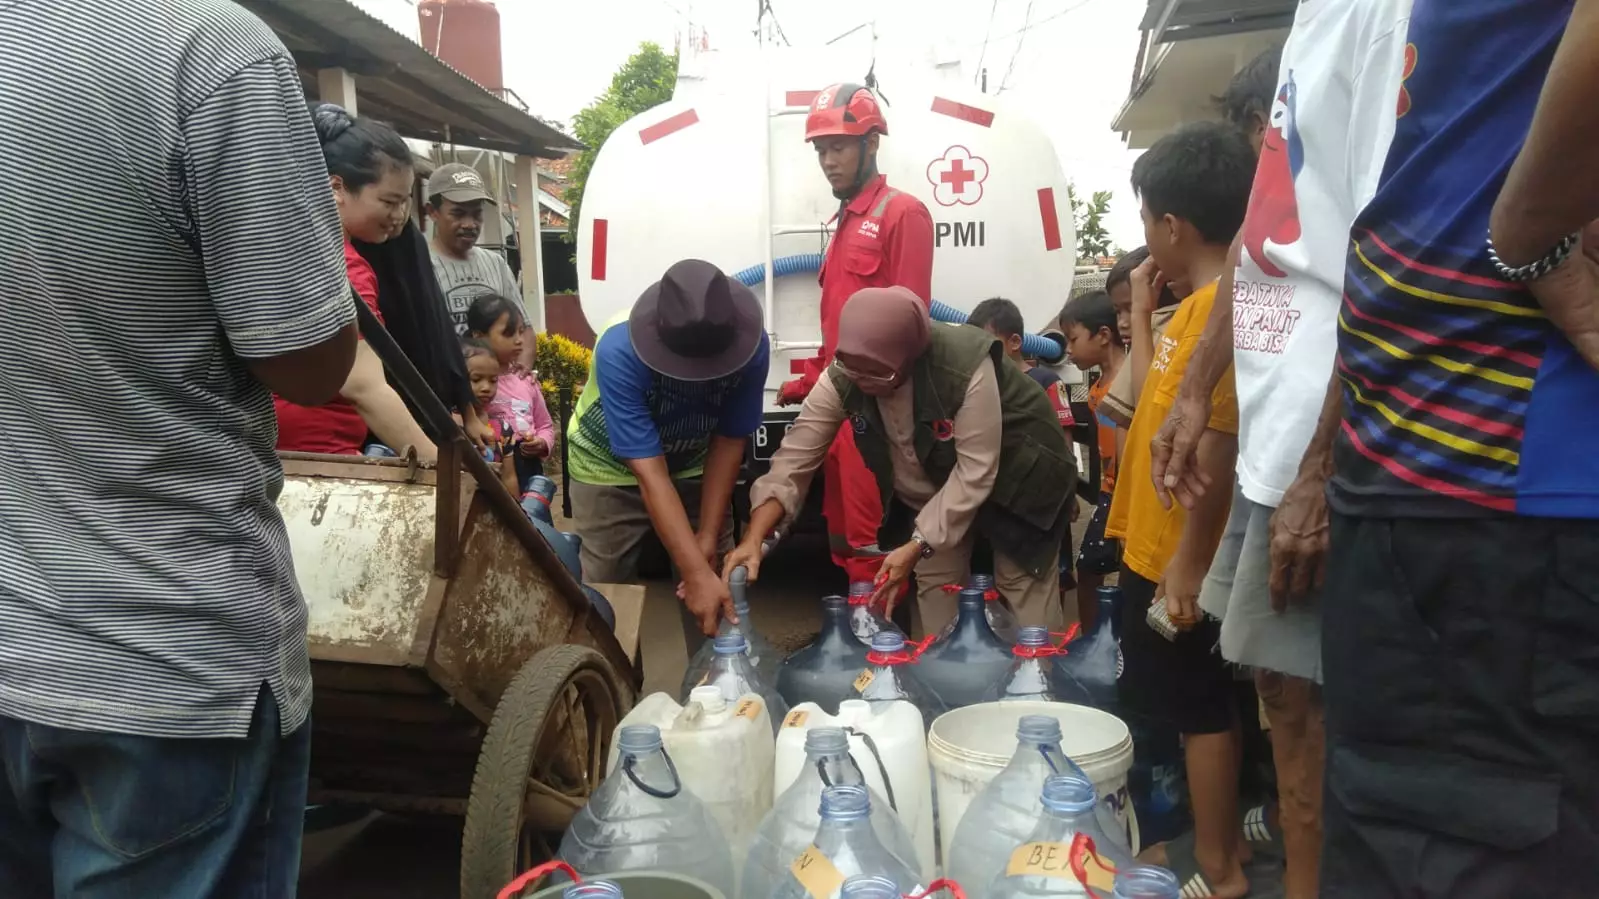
top-left (497, 860), bottom-right (580, 899)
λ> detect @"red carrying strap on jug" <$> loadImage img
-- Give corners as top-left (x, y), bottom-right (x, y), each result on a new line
top-left (498, 860), bottom-right (580, 899)
top-left (1012, 623), bottom-right (1081, 659)
top-left (865, 635), bottom-right (934, 666)
top-left (906, 879), bottom-right (968, 899)
top-left (940, 583), bottom-right (1001, 602)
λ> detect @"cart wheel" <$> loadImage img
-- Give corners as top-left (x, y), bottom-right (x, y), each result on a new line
top-left (460, 645), bottom-right (631, 899)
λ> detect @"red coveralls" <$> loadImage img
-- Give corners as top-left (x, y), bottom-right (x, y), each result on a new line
top-left (796, 174), bottom-right (935, 584)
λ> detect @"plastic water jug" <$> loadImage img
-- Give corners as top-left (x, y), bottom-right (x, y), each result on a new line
top-left (985, 628), bottom-right (1064, 702)
top-left (1053, 588), bottom-right (1120, 709)
top-left (777, 595), bottom-right (871, 712)
top-left (936, 574), bottom-right (1020, 644)
top-left (847, 581), bottom-right (902, 646)
top-left (765, 786), bottom-right (923, 899)
top-left (681, 568), bottom-right (779, 696)
top-left (845, 633), bottom-right (947, 722)
top-left (564, 883), bottom-right (624, 899)
top-left (946, 715), bottom-right (1130, 890)
top-left (985, 774), bottom-right (1135, 898)
top-left (745, 728), bottom-right (922, 898)
top-left (839, 876), bottom-right (968, 898)
top-left (1111, 865), bottom-right (1181, 899)
top-left (559, 725), bottom-right (736, 898)
top-left (516, 478), bottom-right (617, 630)
top-left (919, 588), bottom-right (1015, 711)
top-left (606, 687), bottom-right (774, 857)
top-left (690, 634), bottom-right (789, 736)
top-left (774, 700), bottom-right (936, 883)
top-left (523, 475), bottom-right (558, 525)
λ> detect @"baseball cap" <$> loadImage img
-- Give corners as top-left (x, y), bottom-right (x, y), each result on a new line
top-left (426, 163), bottom-right (496, 205)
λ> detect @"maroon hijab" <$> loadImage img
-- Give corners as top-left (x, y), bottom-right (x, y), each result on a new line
top-left (835, 287), bottom-right (932, 384)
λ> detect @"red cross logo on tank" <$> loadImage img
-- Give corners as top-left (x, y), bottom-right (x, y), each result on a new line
top-left (927, 145), bottom-right (990, 248)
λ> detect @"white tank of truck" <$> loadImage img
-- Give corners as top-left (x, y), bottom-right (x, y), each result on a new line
top-left (576, 46), bottom-right (1079, 465)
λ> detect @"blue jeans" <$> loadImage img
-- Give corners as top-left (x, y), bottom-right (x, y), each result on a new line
top-left (0, 687), bottom-right (311, 899)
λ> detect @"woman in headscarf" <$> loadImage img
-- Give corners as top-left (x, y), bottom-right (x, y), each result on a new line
top-left (724, 286), bottom-right (1078, 632)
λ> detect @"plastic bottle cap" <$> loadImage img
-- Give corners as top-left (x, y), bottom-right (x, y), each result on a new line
top-left (1016, 714), bottom-right (1064, 744)
top-left (840, 874), bottom-right (900, 899)
top-left (848, 580), bottom-right (874, 597)
top-left (712, 634), bottom-right (749, 654)
top-left (1040, 773), bottom-right (1097, 814)
top-left (616, 725), bottom-right (664, 754)
top-left (821, 594), bottom-right (848, 610)
top-left (730, 566), bottom-right (749, 587)
top-left (819, 784), bottom-right (871, 820)
top-left (805, 726), bottom-right (850, 754)
top-left (971, 574), bottom-right (995, 590)
top-left (689, 686), bottom-right (727, 713)
top-left (838, 699), bottom-right (870, 717)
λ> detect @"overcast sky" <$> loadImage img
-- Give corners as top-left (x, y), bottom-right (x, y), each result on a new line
top-left (370, 0), bottom-right (1149, 247)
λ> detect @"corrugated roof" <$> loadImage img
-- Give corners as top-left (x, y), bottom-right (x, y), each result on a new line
top-left (237, 0), bottom-right (583, 158)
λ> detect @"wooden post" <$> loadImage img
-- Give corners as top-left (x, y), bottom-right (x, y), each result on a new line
top-left (317, 67), bottom-right (358, 115)
top-left (513, 154), bottom-right (546, 333)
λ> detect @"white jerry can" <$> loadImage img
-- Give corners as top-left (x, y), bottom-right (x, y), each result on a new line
top-left (575, 46), bottom-right (1084, 464)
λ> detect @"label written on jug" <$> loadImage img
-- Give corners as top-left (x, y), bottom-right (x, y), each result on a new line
top-left (852, 668), bottom-right (875, 692)
top-left (790, 844), bottom-right (845, 899)
top-left (1005, 840), bottom-right (1118, 894)
top-left (735, 698), bottom-right (762, 721)
top-left (783, 709), bottom-right (809, 729)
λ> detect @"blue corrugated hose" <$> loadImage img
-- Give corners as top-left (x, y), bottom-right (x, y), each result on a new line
top-left (732, 254), bottom-right (1065, 363)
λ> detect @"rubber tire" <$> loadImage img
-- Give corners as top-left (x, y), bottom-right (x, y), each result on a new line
top-left (459, 644), bottom-right (632, 899)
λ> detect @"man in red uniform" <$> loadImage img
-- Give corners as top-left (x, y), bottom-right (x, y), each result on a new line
top-left (777, 83), bottom-right (935, 587)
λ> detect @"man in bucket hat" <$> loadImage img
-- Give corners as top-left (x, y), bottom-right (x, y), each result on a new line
top-left (567, 259), bottom-right (770, 647)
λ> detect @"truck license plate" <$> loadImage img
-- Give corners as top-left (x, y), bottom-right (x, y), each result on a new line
top-left (752, 422), bottom-right (793, 461)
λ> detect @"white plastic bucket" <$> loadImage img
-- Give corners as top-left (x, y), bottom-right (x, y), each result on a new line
top-left (928, 701), bottom-right (1138, 861)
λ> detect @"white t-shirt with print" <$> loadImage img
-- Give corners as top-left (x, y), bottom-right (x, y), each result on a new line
top-left (1232, 0), bottom-right (1413, 506)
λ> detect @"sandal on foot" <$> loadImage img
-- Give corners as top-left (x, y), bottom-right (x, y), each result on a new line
top-left (1242, 803), bottom-right (1286, 860)
top-left (1161, 830), bottom-right (1248, 899)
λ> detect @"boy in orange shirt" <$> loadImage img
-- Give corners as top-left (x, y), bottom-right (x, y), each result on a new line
top-left (1057, 288), bottom-right (1124, 623)
top-left (1104, 121), bottom-right (1255, 898)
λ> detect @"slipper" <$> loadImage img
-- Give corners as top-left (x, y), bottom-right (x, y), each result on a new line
top-left (1158, 830), bottom-right (1244, 899)
top-left (1242, 804), bottom-right (1286, 859)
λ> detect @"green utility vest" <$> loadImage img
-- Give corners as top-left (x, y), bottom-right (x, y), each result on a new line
top-left (829, 323), bottom-right (1078, 576)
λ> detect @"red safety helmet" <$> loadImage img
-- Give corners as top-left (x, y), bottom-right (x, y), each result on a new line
top-left (805, 83), bottom-right (889, 141)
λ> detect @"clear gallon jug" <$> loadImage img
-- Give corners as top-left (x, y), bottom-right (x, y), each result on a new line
top-left (937, 574), bottom-right (1020, 644)
top-left (945, 715), bottom-right (1101, 890)
top-left (606, 687), bottom-right (774, 857)
top-left (765, 786), bottom-right (923, 899)
top-left (986, 774), bottom-right (1135, 899)
top-left (984, 628), bottom-right (1064, 702)
top-left (777, 595), bottom-right (871, 712)
top-left (919, 588), bottom-right (1015, 711)
top-left (559, 725), bottom-right (736, 898)
top-left (680, 567), bottom-right (778, 696)
top-left (774, 700), bottom-right (936, 883)
top-left (692, 634), bottom-right (789, 736)
top-left (744, 728), bottom-right (922, 898)
top-left (845, 633), bottom-right (947, 723)
top-left (846, 580), bottom-right (902, 646)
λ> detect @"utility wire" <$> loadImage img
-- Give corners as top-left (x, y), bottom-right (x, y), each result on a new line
top-left (974, 0), bottom-right (1002, 84)
top-left (996, 0), bottom-right (1036, 94)
top-left (976, 0), bottom-right (1102, 47)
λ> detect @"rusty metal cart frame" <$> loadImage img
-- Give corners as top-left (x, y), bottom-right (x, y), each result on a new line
top-left (280, 305), bottom-right (638, 899)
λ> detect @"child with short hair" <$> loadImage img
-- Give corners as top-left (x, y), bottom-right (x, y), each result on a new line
top-left (1105, 120), bottom-right (1255, 898)
top-left (1099, 246), bottom-right (1183, 432)
top-left (1057, 289), bottom-right (1126, 619)
top-left (465, 294), bottom-right (555, 491)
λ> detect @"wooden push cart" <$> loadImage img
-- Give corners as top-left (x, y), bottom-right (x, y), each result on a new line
top-left (278, 446), bottom-right (638, 899)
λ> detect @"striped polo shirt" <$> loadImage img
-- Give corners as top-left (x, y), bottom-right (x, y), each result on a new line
top-left (1334, 0), bottom-right (1594, 518)
top-left (0, 0), bottom-right (352, 737)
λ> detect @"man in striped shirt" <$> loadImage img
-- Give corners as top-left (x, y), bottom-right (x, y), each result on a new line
top-left (0, 0), bottom-right (356, 895)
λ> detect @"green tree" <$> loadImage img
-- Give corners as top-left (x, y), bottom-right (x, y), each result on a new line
top-left (1066, 182), bottom-right (1115, 260)
top-left (562, 42), bottom-right (680, 243)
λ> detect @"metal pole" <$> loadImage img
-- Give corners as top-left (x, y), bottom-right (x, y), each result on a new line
top-left (559, 385), bottom-right (574, 520)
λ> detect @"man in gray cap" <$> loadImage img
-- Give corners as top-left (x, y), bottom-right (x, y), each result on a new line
top-left (425, 162), bottom-right (529, 358)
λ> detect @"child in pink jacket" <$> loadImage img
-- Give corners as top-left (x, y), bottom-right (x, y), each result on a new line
top-left (466, 294), bottom-right (555, 490)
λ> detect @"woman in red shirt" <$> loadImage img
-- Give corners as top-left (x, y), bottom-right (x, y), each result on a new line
top-left (275, 104), bottom-right (437, 462)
